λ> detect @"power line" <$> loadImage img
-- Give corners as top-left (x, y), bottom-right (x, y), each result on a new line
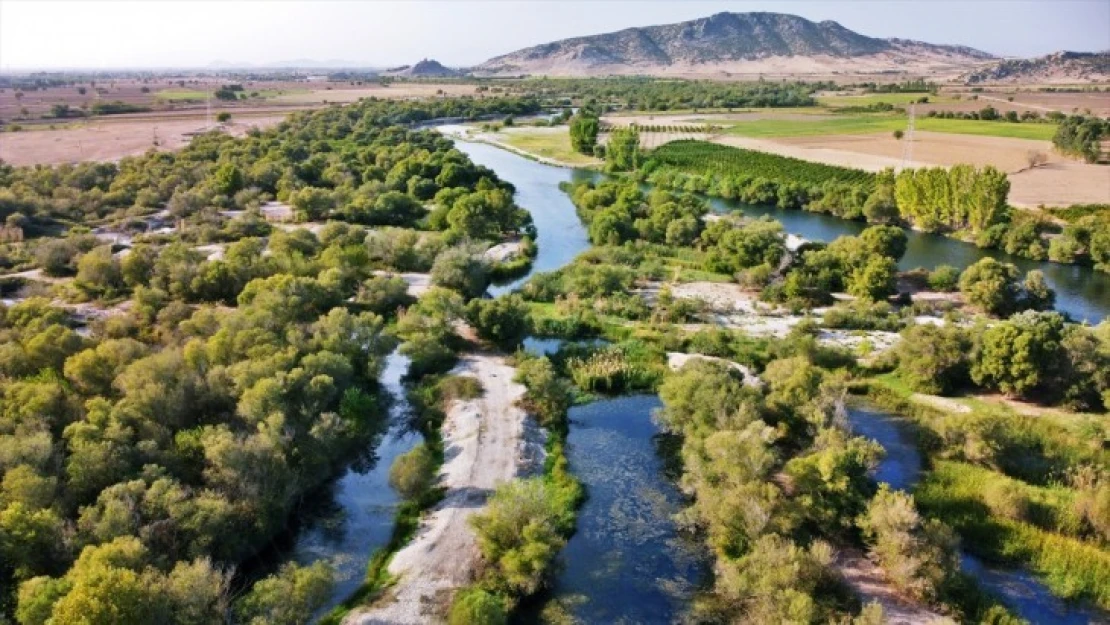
top-left (901, 103), bottom-right (916, 170)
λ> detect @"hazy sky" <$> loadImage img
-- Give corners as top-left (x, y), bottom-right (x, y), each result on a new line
top-left (1, 0), bottom-right (1107, 69)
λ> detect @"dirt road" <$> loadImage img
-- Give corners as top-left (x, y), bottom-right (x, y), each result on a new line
top-left (349, 353), bottom-right (544, 625)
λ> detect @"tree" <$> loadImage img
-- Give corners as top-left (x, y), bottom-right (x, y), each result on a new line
top-left (848, 256), bottom-right (897, 301)
top-left (958, 257), bottom-right (1021, 316)
top-left (860, 225), bottom-right (907, 261)
top-left (465, 294), bottom-right (531, 349)
top-left (388, 445), bottom-right (437, 500)
top-left (895, 324), bottom-right (971, 394)
top-left (893, 129), bottom-right (904, 140)
top-left (569, 113), bottom-right (600, 154)
top-left (971, 311), bottom-right (1067, 398)
top-left (36, 239), bottom-right (79, 277)
top-left (927, 265), bottom-right (960, 292)
top-left (75, 246), bottom-right (125, 298)
top-left (234, 561), bottom-right (334, 625)
top-left (216, 112), bottom-right (231, 123)
top-left (605, 126), bottom-right (640, 172)
top-left (212, 162), bottom-right (243, 195)
top-left (469, 478), bottom-right (567, 595)
top-left (430, 247), bottom-right (489, 299)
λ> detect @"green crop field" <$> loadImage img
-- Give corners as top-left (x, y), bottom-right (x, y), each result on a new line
top-left (154, 89), bottom-right (209, 101)
top-left (649, 140), bottom-right (873, 186)
top-left (817, 93), bottom-right (957, 107)
top-left (723, 114), bottom-right (1059, 141)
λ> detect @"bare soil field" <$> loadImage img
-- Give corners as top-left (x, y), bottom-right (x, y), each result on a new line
top-left (0, 113), bottom-right (287, 166)
top-left (712, 132), bottom-right (1110, 207)
top-left (350, 353), bottom-right (544, 625)
top-left (0, 77), bottom-right (396, 123)
top-left (272, 83), bottom-right (479, 104)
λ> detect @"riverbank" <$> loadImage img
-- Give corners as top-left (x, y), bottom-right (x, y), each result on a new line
top-left (349, 353), bottom-right (545, 624)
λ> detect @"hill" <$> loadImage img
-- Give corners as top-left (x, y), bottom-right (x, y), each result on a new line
top-left (964, 51), bottom-right (1110, 84)
top-left (473, 12), bottom-right (995, 77)
top-left (384, 58), bottom-right (460, 78)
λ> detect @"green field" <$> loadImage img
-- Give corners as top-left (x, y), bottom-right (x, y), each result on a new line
top-left (154, 89), bottom-right (209, 101)
top-left (495, 128), bottom-right (602, 167)
top-left (723, 114), bottom-right (1059, 141)
top-left (817, 92), bottom-right (958, 107)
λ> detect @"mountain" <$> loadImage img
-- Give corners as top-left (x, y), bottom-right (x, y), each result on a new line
top-left (473, 12), bottom-right (995, 77)
top-left (384, 59), bottom-right (460, 78)
top-left (964, 51), bottom-right (1110, 84)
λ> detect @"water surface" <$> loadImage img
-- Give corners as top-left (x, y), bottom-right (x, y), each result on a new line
top-left (521, 395), bottom-right (710, 624)
top-left (265, 352), bottom-right (422, 620)
top-left (447, 139), bottom-right (595, 296)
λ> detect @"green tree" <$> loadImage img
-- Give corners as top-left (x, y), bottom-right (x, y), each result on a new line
top-left (605, 126), bottom-right (640, 172)
top-left (430, 247), bottom-right (489, 299)
top-left (971, 311), bottom-right (1067, 398)
top-left (859, 486), bottom-right (958, 602)
top-left (234, 561), bottom-right (334, 625)
top-left (959, 257), bottom-right (1021, 316)
top-left (388, 445), bottom-right (437, 500)
top-left (895, 324), bottom-right (971, 394)
top-left (469, 478), bottom-right (567, 595)
top-left (848, 256), bottom-right (897, 301)
top-left (569, 113), bottom-right (600, 154)
top-left (465, 294), bottom-right (531, 349)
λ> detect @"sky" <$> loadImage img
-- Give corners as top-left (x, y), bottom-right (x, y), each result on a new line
top-left (1, 0), bottom-right (1108, 70)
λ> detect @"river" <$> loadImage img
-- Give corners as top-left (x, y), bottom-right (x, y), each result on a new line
top-left (268, 351), bottom-right (423, 620)
top-left (454, 138), bottom-right (1110, 622)
top-left (454, 133), bottom-right (1110, 322)
top-left (271, 135), bottom-right (1107, 622)
top-left (516, 395), bottom-right (711, 623)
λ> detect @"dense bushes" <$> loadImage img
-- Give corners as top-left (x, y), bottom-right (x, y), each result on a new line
top-left (1053, 115), bottom-right (1109, 163)
top-left (658, 358), bottom-right (899, 622)
top-left (892, 313), bottom-right (1109, 411)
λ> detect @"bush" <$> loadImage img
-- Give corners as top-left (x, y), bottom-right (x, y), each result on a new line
top-left (895, 324), bottom-right (971, 395)
top-left (465, 294), bottom-right (531, 349)
top-left (859, 485), bottom-right (959, 602)
top-left (388, 445), bottom-right (437, 501)
top-left (448, 588), bottom-right (506, 625)
top-left (927, 265), bottom-right (961, 292)
top-left (469, 478), bottom-right (569, 596)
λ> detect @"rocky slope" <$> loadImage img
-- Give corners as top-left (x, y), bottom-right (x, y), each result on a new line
top-left (384, 58), bottom-right (460, 78)
top-left (473, 12), bottom-right (995, 76)
top-left (963, 51), bottom-right (1110, 84)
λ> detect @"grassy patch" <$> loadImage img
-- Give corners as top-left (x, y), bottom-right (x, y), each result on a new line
top-left (495, 128), bottom-right (602, 167)
top-left (723, 114), bottom-right (1058, 141)
top-left (916, 461), bottom-right (1110, 610)
top-left (817, 93), bottom-right (956, 107)
top-left (154, 89), bottom-right (209, 101)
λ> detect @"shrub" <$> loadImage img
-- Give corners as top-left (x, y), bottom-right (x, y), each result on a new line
top-left (388, 445), bottom-right (437, 501)
top-left (927, 265), bottom-right (961, 292)
top-left (448, 588), bottom-right (506, 625)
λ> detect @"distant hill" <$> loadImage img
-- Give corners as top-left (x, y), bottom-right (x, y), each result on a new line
top-left (473, 12), bottom-right (995, 77)
top-left (384, 59), bottom-right (460, 78)
top-left (964, 51), bottom-right (1110, 84)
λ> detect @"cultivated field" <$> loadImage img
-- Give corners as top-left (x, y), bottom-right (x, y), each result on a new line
top-left (0, 113), bottom-right (287, 165)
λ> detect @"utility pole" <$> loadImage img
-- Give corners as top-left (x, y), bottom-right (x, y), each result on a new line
top-left (901, 103), bottom-right (916, 170)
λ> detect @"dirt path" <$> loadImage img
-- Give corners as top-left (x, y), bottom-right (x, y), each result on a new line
top-left (837, 549), bottom-right (949, 625)
top-left (348, 353), bottom-right (545, 625)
